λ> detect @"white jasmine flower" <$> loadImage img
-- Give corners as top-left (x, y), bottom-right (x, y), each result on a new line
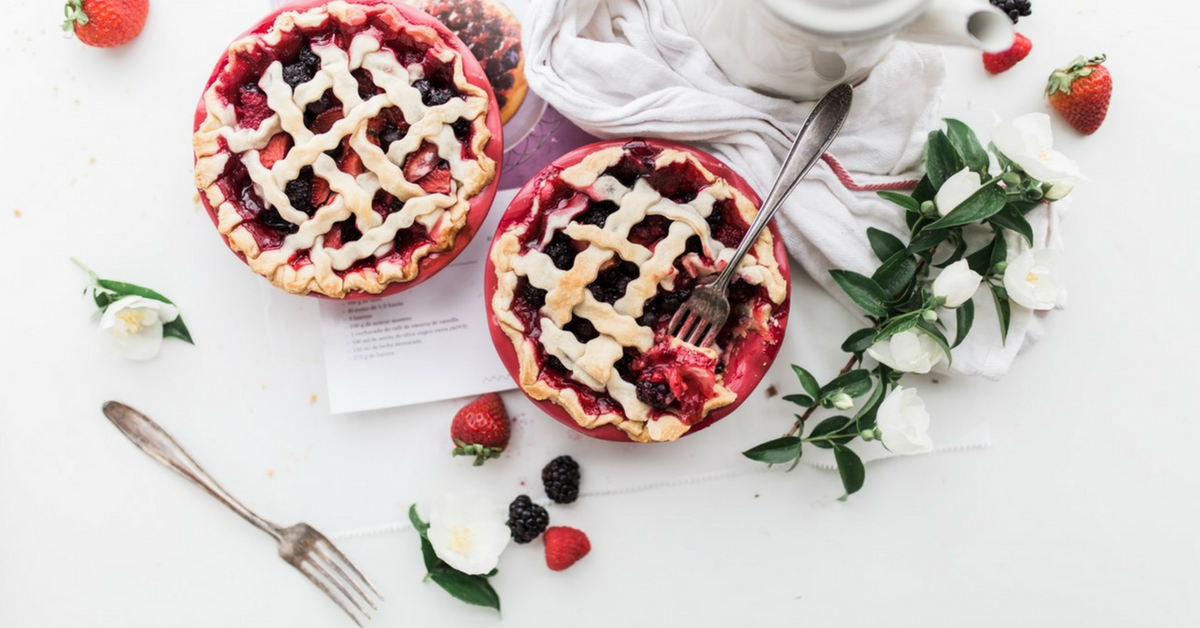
top-left (876, 386), bottom-right (933, 455)
top-left (426, 494), bottom-right (510, 575)
top-left (1004, 248), bottom-right (1063, 310)
top-left (98, 296), bottom-right (179, 361)
top-left (992, 113), bottom-right (1084, 184)
top-left (932, 260), bottom-right (983, 308)
top-left (867, 329), bottom-right (945, 374)
top-left (935, 168), bottom-right (983, 216)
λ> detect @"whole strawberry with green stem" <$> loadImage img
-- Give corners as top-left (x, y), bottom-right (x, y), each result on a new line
top-left (450, 393), bottom-right (510, 466)
top-left (62, 0), bottom-right (148, 48)
top-left (1046, 55), bottom-right (1112, 135)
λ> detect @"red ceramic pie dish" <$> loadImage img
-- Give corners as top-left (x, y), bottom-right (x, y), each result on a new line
top-left (192, 0), bottom-right (503, 300)
top-left (484, 139), bottom-right (792, 442)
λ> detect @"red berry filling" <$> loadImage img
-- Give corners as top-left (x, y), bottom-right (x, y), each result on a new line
top-left (505, 140), bottom-right (773, 424)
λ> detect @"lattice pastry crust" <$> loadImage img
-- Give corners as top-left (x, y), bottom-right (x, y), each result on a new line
top-left (491, 147), bottom-right (787, 442)
top-left (194, 1), bottom-right (495, 297)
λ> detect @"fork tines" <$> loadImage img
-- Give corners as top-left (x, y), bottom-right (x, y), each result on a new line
top-left (285, 527), bottom-right (382, 626)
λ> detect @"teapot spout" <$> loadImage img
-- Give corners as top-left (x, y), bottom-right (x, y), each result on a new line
top-left (900, 0), bottom-right (1014, 53)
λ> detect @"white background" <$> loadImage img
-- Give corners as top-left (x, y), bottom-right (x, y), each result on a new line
top-left (2, 1), bottom-right (1198, 626)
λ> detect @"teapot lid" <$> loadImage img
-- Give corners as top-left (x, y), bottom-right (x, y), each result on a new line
top-left (760, 0), bottom-right (932, 40)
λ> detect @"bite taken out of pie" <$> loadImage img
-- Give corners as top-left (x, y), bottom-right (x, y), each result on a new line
top-left (486, 139), bottom-right (791, 443)
top-left (193, 0), bottom-right (502, 299)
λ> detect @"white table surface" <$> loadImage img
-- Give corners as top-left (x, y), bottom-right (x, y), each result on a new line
top-left (3, 1), bottom-right (1198, 626)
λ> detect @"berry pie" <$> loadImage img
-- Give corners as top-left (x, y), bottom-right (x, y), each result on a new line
top-left (418, 0), bottom-right (526, 123)
top-left (193, 0), bottom-right (499, 298)
top-left (488, 140), bottom-right (789, 443)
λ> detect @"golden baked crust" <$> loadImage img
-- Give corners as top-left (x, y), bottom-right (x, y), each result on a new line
top-left (193, 1), bottom-right (495, 298)
top-left (490, 145), bottom-right (786, 442)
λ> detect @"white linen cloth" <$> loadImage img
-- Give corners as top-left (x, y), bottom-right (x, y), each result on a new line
top-left (523, 0), bottom-right (1066, 380)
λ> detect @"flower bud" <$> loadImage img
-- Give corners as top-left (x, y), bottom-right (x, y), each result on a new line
top-left (920, 200), bottom-right (937, 217)
top-left (1001, 172), bottom-right (1022, 186)
top-left (1027, 187), bottom-right (1044, 200)
top-left (1044, 181), bottom-right (1074, 201)
top-left (830, 392), bottom-right (854, 411)
top-left (922, 310), bottom-right (938, 322)
top-left (860, 429), bottom-right (876, 441)
top-left (991, 261), bottom-right (1008, 274)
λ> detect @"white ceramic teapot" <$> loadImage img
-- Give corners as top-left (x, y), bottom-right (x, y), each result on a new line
top-left (672, 0), bottom-right (1015, 101)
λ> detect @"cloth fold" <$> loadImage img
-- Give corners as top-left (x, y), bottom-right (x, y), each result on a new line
top-left (523, 0), bottom-right (1065, 379)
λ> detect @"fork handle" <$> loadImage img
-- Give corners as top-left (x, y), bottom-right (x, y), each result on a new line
top-left (712, 83), bottom-right (854, 290)
top-left (102, 401), bottom-right (283, 541)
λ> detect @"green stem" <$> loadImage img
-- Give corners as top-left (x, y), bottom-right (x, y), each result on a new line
top-left (70, 257), bottom-right (100, 281)
top-left (783, 354), bottom-right (860, 439)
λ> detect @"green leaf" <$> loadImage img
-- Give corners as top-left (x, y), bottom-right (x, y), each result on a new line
top-left (966, 236), bottom-right (998, 276)
top-left (990, 142), bottom-right (1015, 171)
top-left (912, 175), bottom-right (937, 204)
top-left (791, 365), bottom-right (820, 398)
top-left (782, 394), bottom-right (814, 408)
top-left (988, 204), bottom-right (1034, 247)
top-left (418, 535), bottom-right (440, 574)
top-left (990, 284), bottom-right (1012, 344)
top-left (429, 568), bottom-right (501, 612)
top-left (162, 319), bottom-right (194, 345)
top-left (953, 299), bottom-right (975, 349)
top-left (925, 183), bottom-right (1006, 230)
top-left (872, 251), bottom-right (918, 300)
top-left (820, 369), bottom-right (872, 399)
top-left (853, 379), bottom-right (887, 431)
top-left (907, 228), bottom-right (949, 254)
top-left (841, 328), bottom-right (877, 353)
top-left (925, 130), bottom-right (964, 189)
top-left (829, 270), bottom-right (889, 317)
top-left (833, 445), bottom-right (866, 500)
top-left (916, 319), bottom-right (953, 368)
top-left (933, 233), bottom-right (968, 269)
top-left (867, 227), bottom-right (906, 262)
top-left (92, 289), bottom-right (116, 310)
top-left (408, 504), bottom-right (430, 537)
top-left (96, 279), bottom-right (176, 304)
top-left (944, 119), bottom-right (989, 175)
top-left (742, 436), bottom-right (803, 465)
top-left (806, 416), bottom-right (854, 449)
top-left (990, 232), bottom-right (1008, 272)
top-left (874, 311), bottom-right (920, 342)
top-left (876, 191), bottom-right (920, 214)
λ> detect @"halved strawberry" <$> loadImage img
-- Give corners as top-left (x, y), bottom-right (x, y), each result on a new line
top-left (238, 87), bottom-right (273, 130)
top-left (259, 134), bottom-right (290, 169)
top-left (338, 139), bottom-right (365, 177)
top-left (311, 176), bottom-right (331, 208)
top-left (416, 166), bottom-right (452, 195)
top-left (403, 142), bottom-right (441, 182)
top-left (311, 107), bottom-right (344, 134)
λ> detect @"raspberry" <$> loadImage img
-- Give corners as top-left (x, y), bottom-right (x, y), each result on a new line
top-left (506, 495), bottom-right (549, 544)
top-left (542, 456), bottom-right (581, 504)
top-left (544, 527), bottom-right (591, 571)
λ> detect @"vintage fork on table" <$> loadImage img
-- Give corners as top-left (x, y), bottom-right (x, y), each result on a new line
top-left (101, 401), bottom-right (382, 626)
top-left (669, 83), bottom-right (855, 348)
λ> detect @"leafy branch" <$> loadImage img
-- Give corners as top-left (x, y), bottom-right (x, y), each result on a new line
top-left (742, 118), bottom-right (1073, 499)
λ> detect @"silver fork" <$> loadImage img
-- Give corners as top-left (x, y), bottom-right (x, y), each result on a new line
top-left (101, 401), bottom-right (382, 626)
top-left (670, 83), bottom-right (856, 348)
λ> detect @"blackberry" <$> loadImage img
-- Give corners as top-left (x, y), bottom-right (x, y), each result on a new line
top-left (542, 456), bottom-right (581, 504)
top-left (636, 379), bottom-right (675, 409)
top-left (989, 0), bottom-right (1032, 23)
top-left (282, 59), bottom-right (316, 88)
top-left (543, 232), bottom-right (577, 270)
top-left (506, 495), bottom-right (549, 543)
top-left (284, 167), bottom-right (316, 215)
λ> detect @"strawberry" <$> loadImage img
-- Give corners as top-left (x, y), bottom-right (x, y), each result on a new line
top-left (450, 393), bottom-right (510, 466)
top-left (543, 527), bottom-right (591, 572)
top-left (338, 140), bottom-right (365, 177)
top-left (404, 142), bottom-right (442, 182)
top-left (1046, 55), bottom-right (1112, 135)
top-left (62, 0), bottom-right (148, 48)
top-left (983, 33), bottom-right (1032, 74)
top-left (311, 107), bottom-right (345, 135)
top-left (259, 134), bottom-right (290, 169)
top-left (311, 176), bottom-right (331, 208)
top-left (238, 86), bottom-right (274, 131)
top-left (416, 167), bottom-right (452, 195)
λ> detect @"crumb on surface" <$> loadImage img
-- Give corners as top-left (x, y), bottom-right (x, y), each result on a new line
top-left (12, 210), bottom-right (20, 217)
top-left (268, 470), bottom-right (275, 478)
top-left (932, 379), bottom-right (940, 384)
top-left (765, 385), bottom-right (778, 398)
top-left (88, 156), bottom-right (96, 165)
top-left (309, 393), bottom-right (318, 404)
